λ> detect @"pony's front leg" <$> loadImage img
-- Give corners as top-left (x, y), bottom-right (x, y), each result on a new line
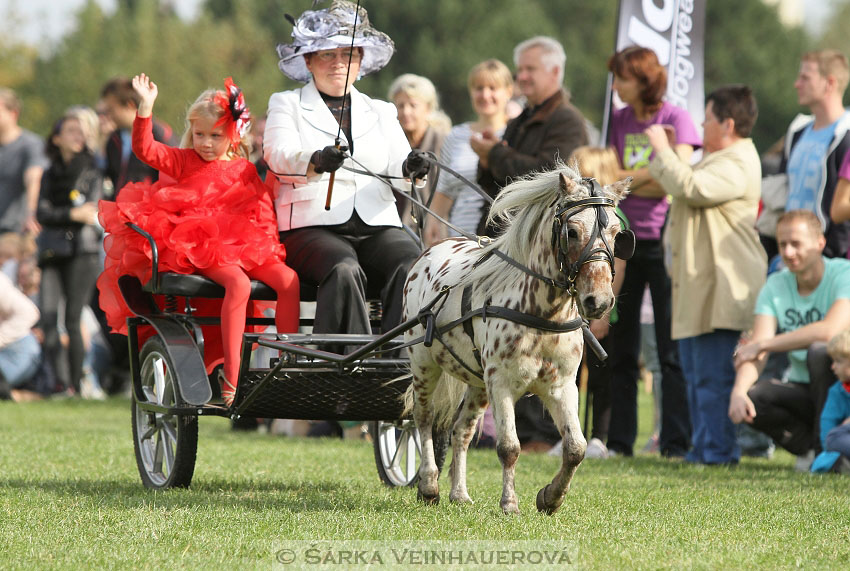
top-left (536, 381), bottom-right (586, 515)
top-left (449, 385), bottom-right (488, 504)
top-left (412, 365), bottom-right (442, 505)
top-left (489, 381), bottom-right (522, 514)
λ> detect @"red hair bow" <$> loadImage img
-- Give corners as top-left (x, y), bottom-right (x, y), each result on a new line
top-left (214, 77), bottom-right (251, 145)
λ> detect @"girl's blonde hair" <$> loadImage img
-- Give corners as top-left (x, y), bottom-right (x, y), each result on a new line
top-left (568, 146), bottom-right (620, 186)
top-left (828, 328), bottom-right (850, 362)
top-left (179, 89), bottom-right (251, 159)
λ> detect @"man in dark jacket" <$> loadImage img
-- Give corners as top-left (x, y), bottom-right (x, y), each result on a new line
top-left (99, 77), bottom-right (173, 198)
top-left (472, 35), bottom-right (588, 237)
top-left (470, 36), bottom-right (589, 451)
top-left (96, 77), bottom-right (173, 393)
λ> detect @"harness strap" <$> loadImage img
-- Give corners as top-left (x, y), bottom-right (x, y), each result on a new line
top-left (413, 285), bottom-right (587, 380)
top-left (343, 152), bottom-right (579, 293)
top-left (482, 305), bottom-right (585, 333)
top-left (461, 286), bottom-right (484, 369)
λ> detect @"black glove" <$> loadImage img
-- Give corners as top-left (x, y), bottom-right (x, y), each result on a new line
top-left (402, 150), bottom-right (432, 180)
top-left (311, 145), bottom-right (348, 174)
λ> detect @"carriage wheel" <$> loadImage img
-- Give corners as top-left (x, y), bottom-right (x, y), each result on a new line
top-left (371, 420), bottom-right (449, 487)
top-left (132, 337), bottom-right (199, 489)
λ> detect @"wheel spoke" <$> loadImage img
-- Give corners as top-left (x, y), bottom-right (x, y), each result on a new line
top-left (152, 357), bottom-right (166, 405)
top-left (152, 430), bottom-right (165, 475)
top-left (390, 430), bottom-right (406, 469)
top-left (161, 418), bottom-right (178, 444)
top-left (140, 425), bottom-right (156, 441)
top-left (141, 385), bottom-right (157, 403)
top-left (412, 425), bottom-right (422, 454)
top-left (162, 430), bottom-right (175, 475)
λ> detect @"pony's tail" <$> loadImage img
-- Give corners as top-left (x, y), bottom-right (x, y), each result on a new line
top-left (402, 373), bottom-right (467, 431)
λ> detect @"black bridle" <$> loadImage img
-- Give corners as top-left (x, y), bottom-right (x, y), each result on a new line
top-left (551, 176), bottom-right (635, 294)
top-left (334, 149), bottom-right (635, 294)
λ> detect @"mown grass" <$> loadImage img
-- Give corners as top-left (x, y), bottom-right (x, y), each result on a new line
top-left (1, 394), bottom-right (849, 570)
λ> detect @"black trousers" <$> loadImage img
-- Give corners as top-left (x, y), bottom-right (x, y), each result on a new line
top-left (279, 213), bottom-right (420, 336)
top-left (608, 239), bottom-right (690, 456)
top-left (39, 253), bottom-right (100, 392)
top-left (585, 334), bottom-right (612, 442)
top-left (748, 342), bottom-right (835, 455)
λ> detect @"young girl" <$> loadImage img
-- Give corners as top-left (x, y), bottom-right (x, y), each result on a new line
top-left (97, 74), bottom-right (299, 406)
top-left (552, 145), bottom-right (629, 459)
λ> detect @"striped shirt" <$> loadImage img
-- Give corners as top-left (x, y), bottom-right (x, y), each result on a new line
top-left (436, 122), bottom-right (505, 235)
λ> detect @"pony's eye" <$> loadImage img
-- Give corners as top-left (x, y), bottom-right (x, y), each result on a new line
top-left (567, 229), bottom-right (578, 240)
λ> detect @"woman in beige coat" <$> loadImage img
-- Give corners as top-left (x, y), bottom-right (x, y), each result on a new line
top-left (646, 84), bottom-right (767, 465)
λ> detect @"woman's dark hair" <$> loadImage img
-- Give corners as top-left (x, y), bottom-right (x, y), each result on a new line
top-left (45, 116), bottom-right (70, 164)
top-left (607, 46), bottom-right (667, 111)
top-left (706, 85), bottom-right (758, 138)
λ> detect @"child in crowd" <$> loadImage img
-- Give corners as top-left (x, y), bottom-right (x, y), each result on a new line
top-left (550, 145), bottom-right (628, 458)
top-left (97, 74), bottom-right (299, 406)
top-left (811, 328), bottom-right (850, 473)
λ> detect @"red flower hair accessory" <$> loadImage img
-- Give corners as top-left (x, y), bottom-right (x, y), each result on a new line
top-left (214, 77), bottom-right (251, 145)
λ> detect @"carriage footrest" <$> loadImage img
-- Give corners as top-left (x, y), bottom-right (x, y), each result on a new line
top-left (234, 366), bottom-right (411, 421)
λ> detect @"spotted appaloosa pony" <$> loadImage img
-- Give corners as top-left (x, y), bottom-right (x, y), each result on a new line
top-left (403, 164), bottom-right (630, 515)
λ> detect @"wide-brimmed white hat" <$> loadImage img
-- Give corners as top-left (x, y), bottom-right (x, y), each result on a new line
top-left (277, 0), bottom-right (395, 83)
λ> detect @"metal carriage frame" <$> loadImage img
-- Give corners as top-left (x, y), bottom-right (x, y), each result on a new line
top-left (123, 223), bottom-right (445, 490)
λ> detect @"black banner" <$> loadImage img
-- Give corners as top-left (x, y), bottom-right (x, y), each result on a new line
top-left (602, 0), bottom-right (706, 144)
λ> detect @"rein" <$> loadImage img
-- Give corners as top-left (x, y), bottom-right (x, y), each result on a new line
top-left (270, 151), bottom-right (623, 365)
top-left (341, 152), bottom-right (619, 294)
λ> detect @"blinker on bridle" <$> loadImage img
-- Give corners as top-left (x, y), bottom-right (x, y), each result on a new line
top-left (550, 174), bottom-right (635, 291)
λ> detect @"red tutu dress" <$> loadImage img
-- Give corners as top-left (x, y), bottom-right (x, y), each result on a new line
top-left (98, 115), bottom-right (291, 372)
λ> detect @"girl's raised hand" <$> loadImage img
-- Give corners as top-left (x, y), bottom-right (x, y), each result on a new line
top-left (132, 73), bottom-right (158, 118)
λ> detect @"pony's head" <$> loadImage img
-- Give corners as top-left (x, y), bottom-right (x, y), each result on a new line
top-left (470, 162), bottom-right (631, 319)
top-left (551, 167), bottom-right (631, 318)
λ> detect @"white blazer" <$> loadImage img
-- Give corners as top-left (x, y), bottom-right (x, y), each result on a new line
top-left (264, 81), bottom-right (411, 231)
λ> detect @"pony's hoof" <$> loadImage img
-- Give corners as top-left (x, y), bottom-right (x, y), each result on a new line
top-left (535, 486), bottom-right (563, 515)
top-left (500, 500), bottom-right (520, 515)
top-left (417, 489), bottom-right (440, 506)
top-left (449, 493), bottom-right (473, 504)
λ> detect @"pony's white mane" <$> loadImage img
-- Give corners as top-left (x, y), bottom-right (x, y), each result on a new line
top-left (457, 161), bottom-right (618, 293)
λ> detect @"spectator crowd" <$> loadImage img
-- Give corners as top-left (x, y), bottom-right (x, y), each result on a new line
top-left (4, 0), bottom-right (850, 476)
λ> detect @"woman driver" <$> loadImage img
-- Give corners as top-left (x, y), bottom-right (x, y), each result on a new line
top-left (264, 0), bottom-right (429, 340)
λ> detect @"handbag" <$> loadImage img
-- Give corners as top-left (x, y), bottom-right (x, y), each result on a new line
top-left (37, 227), bottom-right (75, 262)
top-left (755, 173), bottom-right (789, 238)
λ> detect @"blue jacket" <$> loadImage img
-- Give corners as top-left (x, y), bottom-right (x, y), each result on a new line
top-left (811, 380), bottom-right (850, 473)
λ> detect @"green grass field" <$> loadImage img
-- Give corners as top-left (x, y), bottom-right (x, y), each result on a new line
top-left (2, 393), bottom-right (849, 570)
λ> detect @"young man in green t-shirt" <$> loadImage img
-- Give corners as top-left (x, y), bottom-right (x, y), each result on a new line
top-left (730, 210), bottom-right (850, 464)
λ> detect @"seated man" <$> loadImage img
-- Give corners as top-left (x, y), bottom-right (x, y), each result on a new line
top-left (729, 210), bottom-right (850, 464)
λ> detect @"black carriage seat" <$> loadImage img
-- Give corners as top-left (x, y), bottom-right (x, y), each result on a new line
top-left (142, 272), bottom-right (319, 302)
top-left (141, 272), bottom-right (383, 331)
top-left (124, 222), bottom-right (381, 318)
top-left (142, 272), bottom-right (385, 305)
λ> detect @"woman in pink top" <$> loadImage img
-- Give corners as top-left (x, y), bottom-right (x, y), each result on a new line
top-left (604, 46), bottom-right (701, 458)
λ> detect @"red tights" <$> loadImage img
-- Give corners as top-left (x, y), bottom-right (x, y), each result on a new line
top-left (200, 261), bottom-right (299, 388)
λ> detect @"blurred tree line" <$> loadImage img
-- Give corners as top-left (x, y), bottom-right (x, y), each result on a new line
top-left (0, 0), bottom-right (817, 152)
